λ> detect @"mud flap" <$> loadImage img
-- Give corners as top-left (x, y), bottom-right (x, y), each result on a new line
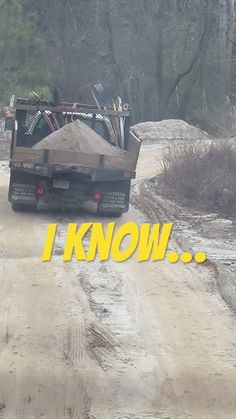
top-left (9, 170), bottom-right (38, 205)
top-left (98, 180), bottom-right (131, 213)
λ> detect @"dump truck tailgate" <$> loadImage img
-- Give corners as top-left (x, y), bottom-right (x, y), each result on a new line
top-left (10, 148), bottom-right (136, 181)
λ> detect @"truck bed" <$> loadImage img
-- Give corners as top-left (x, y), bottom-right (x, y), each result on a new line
top-left (9, 98), bottom-right (141, 181)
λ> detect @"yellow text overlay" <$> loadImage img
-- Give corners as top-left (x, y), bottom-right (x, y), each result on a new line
top-left (41, 222), bottom-right (207, 264)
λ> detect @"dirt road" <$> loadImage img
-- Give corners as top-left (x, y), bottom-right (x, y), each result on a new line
top-left (0, 147), bottom-right (236, 418)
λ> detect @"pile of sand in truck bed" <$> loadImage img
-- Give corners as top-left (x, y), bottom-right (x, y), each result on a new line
top-left (131, 119), bottom-right (210, 142)
top-left (33, 119), bottom-right (127, 157)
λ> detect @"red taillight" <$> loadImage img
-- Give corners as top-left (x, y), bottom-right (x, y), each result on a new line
top-left (37, 180), bottom-right (47, 196)
top-left (94, 192), bottom-right (102, 201)
top-left (36, 188), bottom-right (45, 196)
top-left (124, 171), bottom-right (131, 178)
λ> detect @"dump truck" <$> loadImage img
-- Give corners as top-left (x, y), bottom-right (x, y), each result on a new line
top-left (5, 96), bottom-right (141, 216)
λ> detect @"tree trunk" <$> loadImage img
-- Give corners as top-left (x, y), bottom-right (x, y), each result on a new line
top-left (164, 26), bottom-right (210, 116)
top-left (226, 0), bottom-right (235, 92)
top-left (219, 0), bottom-right (229, 97)
top-left (155, 7), bottom-right (164, 120)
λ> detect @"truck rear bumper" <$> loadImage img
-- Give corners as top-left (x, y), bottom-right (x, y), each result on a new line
top-left (8, 170), bottom-right (131, 214)
top-left (36, 194), bottom-right (99, 213)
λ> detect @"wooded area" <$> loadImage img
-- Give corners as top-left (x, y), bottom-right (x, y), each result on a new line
top-left (1, 0), bottom-right (236, 130)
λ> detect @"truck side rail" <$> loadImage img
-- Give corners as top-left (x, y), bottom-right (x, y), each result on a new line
top-left (15, 103), bottom-right (130, 118)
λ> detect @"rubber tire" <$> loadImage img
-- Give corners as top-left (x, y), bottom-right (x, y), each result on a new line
top-left (12, 203), bottom-right (26, 212)
top-left (11, 203), bottom-right (36, 212)
top-left (111, 212), bottom-right (122, 218)
top-left (98, 210), bottom-right (122, 218)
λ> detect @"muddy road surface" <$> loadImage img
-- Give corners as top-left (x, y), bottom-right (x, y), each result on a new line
top-left (0, 147), bottom-right (236, 418)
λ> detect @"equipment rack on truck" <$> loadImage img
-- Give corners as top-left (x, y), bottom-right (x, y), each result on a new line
top-left (6, 97), bottom-right (141, 215)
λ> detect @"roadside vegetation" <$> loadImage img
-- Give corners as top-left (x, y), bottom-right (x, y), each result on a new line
top-left (160, 141), bottom-right (236, 217)
top-left (1, 0), bottom-right (236, 132)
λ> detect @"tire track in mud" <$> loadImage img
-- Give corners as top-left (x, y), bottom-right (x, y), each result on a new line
top-left (0, 273), bottom-right (93, 419)
top-left (131, 187), bottom-right (180, 256)
top-left (132, 181), bottom-right (216, 260)
top-left (134, 180), bottom-right (236, 267)
top-left (131, 183), bottom-right (221, 300)
top-left (0, 246), bottom-right (7, 258)
top-left (52, 221), bottom-right (126, 373)
top-left (85, 321), bottom-right (119, 370)
top-left (49, 219), bottom-right (148, 416)
top-left (0, 194), bottom-right (94, 419)
top-left (131, 194), bottom-right (164, 223)
top-left (132, 181), bottom-right (236, 317)
top-left (131, 179), bottom-right (175, 225)
top-left (60, 326), bottom-right (92, 419)
top-left (62, 327), bottom-right (85, 366)
top-left (0, 403), bottom-right (6, 419)
top-left (76, 260), bottom-right (135, 372)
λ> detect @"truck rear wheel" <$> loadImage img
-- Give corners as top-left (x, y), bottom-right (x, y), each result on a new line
top-left (98, 210), bottom-right (122, 218)
top-left (111, 212), bottom-right (122, 218)
top-left (12, 203), bottom-right (26, 212)
top-left (11, 203), bottom-right (36, 212)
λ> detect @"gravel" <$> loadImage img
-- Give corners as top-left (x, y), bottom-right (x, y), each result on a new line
top-left (131, 119), bottom-right (210, 142)
top-left (33, 119), bottom-right (127, 157)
